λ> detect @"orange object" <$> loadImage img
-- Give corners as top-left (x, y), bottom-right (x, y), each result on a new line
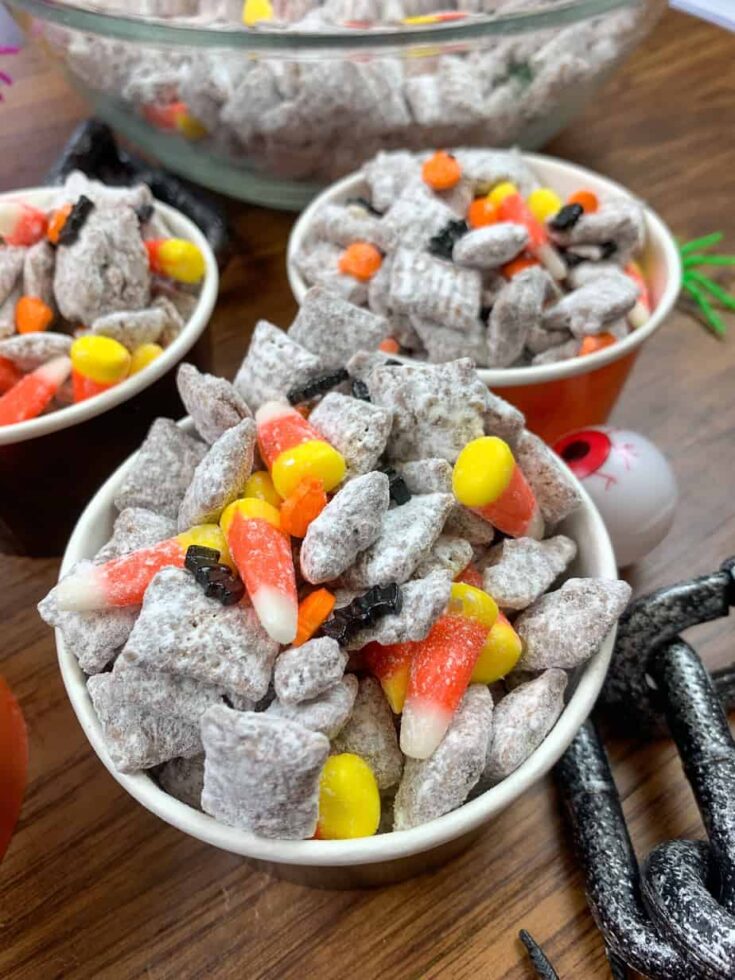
top-left (579, 333), bottom-right (617, 357)
top-left (0, 676), bottom-right (28, 861)
top-left (143, 101), bottom-right (184, 130)
top-left (499, 192), bottom-right (565, 279)
top-left (467, 198), bottom-right (499, 229)
top-left (501, 254), bottom-right (539, 279)
top-left (338, 242), bottom-right (383, 281)
top-left (421, 150), bottom-right (462, 191)
top-left (15, 296), bottom-right (53, 335)
top-left (626, 261), bottom-right (651, 311)
top-left (280, 478), bottom-right (327, 537)
top-left (0, 357), bottom-right (22, 396)
top-left (0, 356), bottom-right (71, 427)
top-left (567, 189), bottom-right (599, 214)
top-left (378, 337), bottom-right (400, 353)
top-left (455, 563), bottom-right (483, 589)
top-left (363, 640), bottom-right (414, 714)
top-left (47, 203), bottom-right (73, 245)
top-left (256, 402), bottom-right (326, 470)
top-left (294, 588), bottom-right (336, 646)
top-left (71, 369), bottom-right (115, 403)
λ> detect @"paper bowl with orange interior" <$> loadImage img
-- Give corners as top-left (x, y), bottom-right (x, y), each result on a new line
top-left (53, 415), bottom-right (618, 889)
top-left (0, 186), bottom-right (218, 556)
top-left (287, 151), bottom-right (682, 444)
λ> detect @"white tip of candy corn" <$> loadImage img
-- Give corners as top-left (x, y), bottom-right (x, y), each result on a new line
top-left (55, 566), bottom-right (107, 611)
top-left (400, 701), bottom-right (451, 760)
top-left (253, 586), bottom-right (298, 645)
top-left (536, 243), bottom-right (566, 281)
top-left (36, 356), bottom-right (72, 388)
top-left (255, 401), bottom-right (291, 425)
top-left (526, 506), bottom-right (545, 542)
top-left (628, 300), bottom-right (650, 330)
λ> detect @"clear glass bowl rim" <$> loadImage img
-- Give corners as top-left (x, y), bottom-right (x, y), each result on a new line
top-left (8, 0), bottom-right (642, 51)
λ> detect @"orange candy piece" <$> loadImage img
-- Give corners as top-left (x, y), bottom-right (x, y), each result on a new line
top-left (455, 563), bottom-right (484, 589)
top-left (501, 254), bottom-right (539, 279)
top-left (422, 150), bottom-right (462, 191)
top-left (294, 588), bottom-right (336, 646)
top-left (467, 197), bottom-right (499, 229)
top-left (567, 190), bottom-right (599, 214)
top-left (579, 333), bottom-right (617, 356)
top-left (279, 477), bottom-right (327, 538)
top-left (0, 357), bottom-right (22, 396)
top-left (339, 242), bottom-right (383, 281)
top-left (15, 296), bottom-right (53, 335)
top-left (47, 204), bottom-right (73, 246)
top-left (378, 337), bottom-right (400, 354)
top-left (363, 640), bottom-right (414, 714)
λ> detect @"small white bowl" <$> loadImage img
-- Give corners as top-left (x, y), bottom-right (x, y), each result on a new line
top-left (55, 421), bottom-right (617, 888)
top-left (0, 186), bottom-right (219, 447)
top-left (287, 152), bottom-right (682, 443)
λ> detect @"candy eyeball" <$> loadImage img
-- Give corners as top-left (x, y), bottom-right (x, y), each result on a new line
top-left (554, 427), bottom-right (677, 568)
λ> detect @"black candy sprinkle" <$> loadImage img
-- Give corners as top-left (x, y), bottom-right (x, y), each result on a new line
top-left (193, 562), bottom-right (245, 606)
top-left (428, 219), bottom-right (469, 261)
top-left (287, 368), bottom-right (349, 405)
top-left (351, 378), bottom-right (371, 401)
top-left (479, 305), bottom-right (492, 322)
top-left (384, 358), bottom-right (402, 367)
top-left (345, 195), bottom-right (383, 217)
top-left (548, 203), bottom-right (583, 232)
top-left (57, 195), bottom-right (95, 246)
top-left (601, 240), bottom-right (618, 259)
top-left (321, 583), bottom-right (403, 643)
top-left (381, 466), bottom-right (411, 506)
top-left (184, 544), bottom-right (221, 573)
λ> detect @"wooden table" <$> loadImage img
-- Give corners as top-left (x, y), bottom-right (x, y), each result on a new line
top-left (1, 10), bottom-right (735, 977)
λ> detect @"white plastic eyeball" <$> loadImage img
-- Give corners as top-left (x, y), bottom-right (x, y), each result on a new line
top-left (554, 426), bottom-right (678, 568)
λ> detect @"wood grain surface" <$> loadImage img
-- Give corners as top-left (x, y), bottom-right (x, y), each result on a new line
top-left (1, 9), bottom-right (735, 978)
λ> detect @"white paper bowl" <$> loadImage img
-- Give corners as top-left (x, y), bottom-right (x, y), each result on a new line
top-left (287, 151), bottom-right (682, 444)
top-left (55, 420), bottom-right (618, 888)
top-left (0, 187), bottom-right (218, 555)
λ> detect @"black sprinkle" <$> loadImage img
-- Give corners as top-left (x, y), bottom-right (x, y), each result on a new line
top-left (384, 358), bottom-right (402, 367)
top-left (601, 240), bottom-right (618, 259)
top-left (184, 544), bottom-right (221, 574)
top-left (562, 249), bottom-right (584, 269)
top-left (345, 195), bottom-right (383, 218)
top-left (57, 195), bottom-right (95, 246)
top-left (428, 219), bottom-right (469, 261)
top-left (287, 369), bottom-right (349, 405)
top-left (381, 466), bottom-right (411, 506)
top-left (136, 203), bottom-right (155, 226)
top-left (549, 203), bottom-right (583, 232)
top-left (351, 378), bottom-right (371, 402)
top-left (321, 583), bottom-right (403, 643)
top-left (518, 930), bottom-right (559, 980)
top-left (480, 305), bottom-right (492, 322)
top-left (193, 562), bottom-right (245, 606)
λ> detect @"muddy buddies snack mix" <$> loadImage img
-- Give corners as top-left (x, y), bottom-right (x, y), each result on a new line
top-left (0, 173), bottom-right (207, 426)
top-left (40, 336), bottom-right (631, 839)
top-left (292, 147), bottom-right (653, 370)
top-left (47, 2), bottom-right (657, 186)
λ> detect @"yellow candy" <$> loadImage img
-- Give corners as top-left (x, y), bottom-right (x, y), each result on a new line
top-left (220, 497), bottom-right (281, 537)
top-left (381, 665), bottom-right (410, 715)
top-left (271, 439), bottom-right (346, 500)
top-left (129, 343), bottom-right (164, 376)
top-left (488, 181), bottom-right (518, 207)
top-left (176, 523), bottom-right (234, 569)
top-left (242, 0), bottom-right (273, 26)
top-left (448, 582), bottom-right (498, 629)
top-left (527, 187), bottom-right (563, 223)
top-left (70, 335), bottom-right (131, 384)
top-left (175, 112), bottom-right (208, 141)
top-left (452, 436), bottom-right (515, 509)
top-left (157, 239), bottom-right (206, 285)
top-left (471, 613), bottom-right (523, 684)
top-left (244, 470), bottom-right (282, 509)
top-left (316, 754), bottom-right (380, 840)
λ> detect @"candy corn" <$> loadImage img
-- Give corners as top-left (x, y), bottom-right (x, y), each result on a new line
top-left (142, 101), bottom-right (207, 140)
top-left (527, 187), bottom-right (563, 224)
top-left (242, 0), bottom-right (273, 26)
top-left (452, 436), bottom-right (544, 539)
top-left (256, 401), bottom-right (346, 500)
top-left (145, 238), bottom-right (206, 285)
top-left (0, 356), bottom-right (71, 427)
top-left (129, 343), bottom-right (164, 376)
top-left (0, 357), bottom-right (22, 396)
top-left (363, 640), bottom-right (414, 714)
top-left (470, 611), bottom-right (522, 684)
top-left (0, 201), bottom-right (47, 247)
top-left (220, 498), bottom-right (298, 644)
top-left (244, 470), bottom-right (282, 509)
top-left (626, 261), bottom-right (651, 328)
top-left (54, 525), bottom-right (230, 611)
top-left (71, 335), bottom-right (131, 403)
top-left (454, 563), bottom-right (484, 589)
top-left (579, 333), bottom-right (617, 357)
top-left (498, 189), bottom-right (566, 280)
top-left (315, 754), bottom-right (380, 840)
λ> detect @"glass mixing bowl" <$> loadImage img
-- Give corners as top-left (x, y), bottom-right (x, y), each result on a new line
top-left (8, 0), bottom-right (664, 209)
